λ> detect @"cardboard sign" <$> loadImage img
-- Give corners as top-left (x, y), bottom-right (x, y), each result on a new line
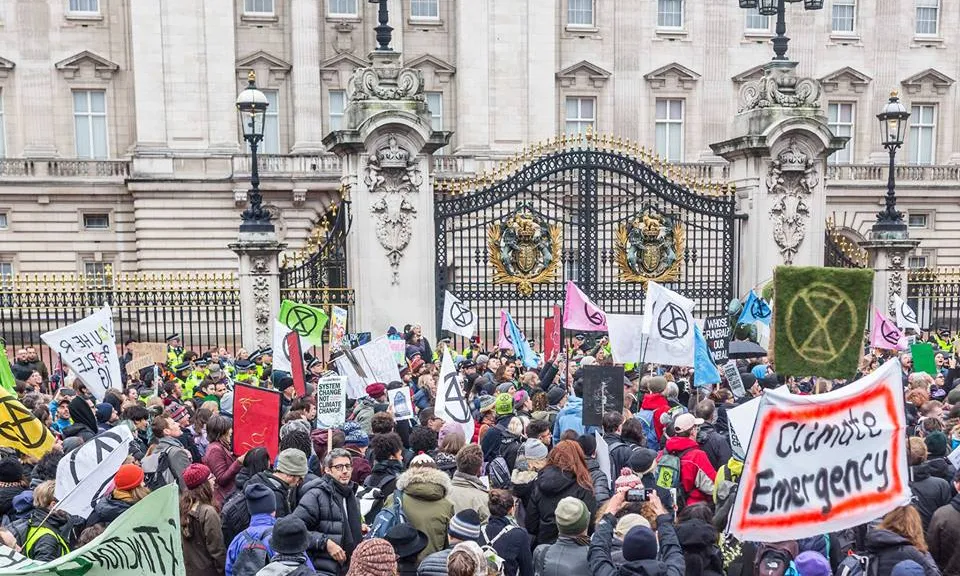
top-left (703, 315), bottom-right (731, 365)
top-left (333, 336), bottom-right (403, 399)
top-left (125, 355), bottom-right (154, 377)
top-left (581, 365), bottom-right (625, 427)
top-left (315, 375), bottom-right (347, 429)
top-left (722, 360), bottom-right (746, 399)
top-left (388, 386), bottom-right (415, 422)
top-left (129, 342), bottom-right (168, 364)
top-left (729, 360), bottom-right (909, 542)
top-left (232, 384), bottom-right (282, 460)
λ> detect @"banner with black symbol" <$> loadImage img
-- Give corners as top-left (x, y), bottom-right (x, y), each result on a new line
top-left (436, 350), bottom-right (474, 442)
top-left (581, 365), bottom-right (625, 427)
top-left (442, 291), bottom-right (477, 338)
top-left (55, 426), bottom-right (132, 518)
top-left (641, 281), bottom-right (696, 367)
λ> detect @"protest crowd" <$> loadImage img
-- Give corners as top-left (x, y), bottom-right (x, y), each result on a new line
top-left (2, 276), bottom-right (960, 576)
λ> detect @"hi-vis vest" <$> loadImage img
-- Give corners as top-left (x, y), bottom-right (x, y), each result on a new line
top-left (24, 525), bottom-right (69, 559)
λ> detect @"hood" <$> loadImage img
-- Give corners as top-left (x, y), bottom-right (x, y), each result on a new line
top-left (865, 529), bottom-right (912, 552)
top-left (537, 465), bottom-right (577, 495)
top-left (664, 435), bottom-right (700, 453)
top-left (397, 465), bottom-right (451, 501)
top-left (371, 458), bottom-right (404, 475)
top-left (696, 422), bottom-right (717, 444)
top-left (68, 396), bottom-right (98, 435)
top-left (452, 472), bottom-right (487, 492)
top-left (675, 519), bottom-right (717, 550)
top-left (925, 457), bottom-right (953, 477)
top-left (910, 463), bottom-right (931, 482)
top-left (619, 559), bottom-right (669, 576)
top-left (558, 397), bottom-right (582, 415)
top-left (950, 492), bottom-right (960, 514)
top-left (511, 469), bottom-right (537, 486)
top-left (640, 394), bottom-right (668, 412)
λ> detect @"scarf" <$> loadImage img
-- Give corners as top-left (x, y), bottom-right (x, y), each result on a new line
top-left (334, 479), bottom-right (363, 554)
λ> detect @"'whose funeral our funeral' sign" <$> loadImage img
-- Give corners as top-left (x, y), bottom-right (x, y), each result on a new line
top-left (729, 359), bottom-right (909, 542)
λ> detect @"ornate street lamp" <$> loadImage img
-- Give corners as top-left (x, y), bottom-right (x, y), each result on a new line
top-left (873, 92), bottom-right (911, 234)
top-left (369, 0), bottom-right (393, 51)
top-left (741, 0), bottom-right (823, 60)
top-left (236, 71), bottom-right (273, 233)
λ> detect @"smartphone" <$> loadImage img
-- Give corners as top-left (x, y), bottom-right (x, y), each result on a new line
top-left (625, 488), bottom-right (654, 502)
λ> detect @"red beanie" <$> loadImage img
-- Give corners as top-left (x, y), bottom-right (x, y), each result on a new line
top-left (114, 464), bottom-right (144, 491)
top-left (182, 463), bottom-right (211, 491)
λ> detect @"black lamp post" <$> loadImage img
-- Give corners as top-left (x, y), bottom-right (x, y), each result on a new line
top-left (369, 0), bottom-right (393, 51)
top-left (873, 92), bottom-right (911, 235)
top-left (236, 71), bottom-right (273, 233)
top-left (739, 0), bottom-right (823, 61)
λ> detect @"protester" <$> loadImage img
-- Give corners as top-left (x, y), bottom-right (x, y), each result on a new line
top-left (87, 463), bottom-right (150, 526)
top-left (383, 456), bottom-right (455, 563)
top-left (526, 440), bottom-right (598, 547)
top-left (221, 448), bottom-right (309, 544)
top-left (150, 414), bottom-right (194, 490)
top-left (447, 444), bottom-right (490, 522)
top-left (532, 496), bottom-right (592, 575)
top-left (259, 516), bottom-right (318, 576)
top-left (588, 490), bottom-right (684, 576)
top-left (926, 469), bottom-right (960, 575)
top-left (481, 489), bottom-right (533, 576)
top-left (9, 481), bottom-right (72, 562)
top-left (180, 463), bottom-right (226, 576)
top-left (204, 414), bottom-right (244, 506)
top-left (864, 506), bottom-right (940, 576)
top-left (659, 412), bottom-right (716, 506)
top-left (386, 524), bottom-right (429, 576)
top-left (907, 436), bottom-right (952, 530)
top-left (576, 434), bottom-right (612, 507)
top-left (417, 509), bottom-right (483, 576)
top-left (225, 484), bottom-right (278, 576)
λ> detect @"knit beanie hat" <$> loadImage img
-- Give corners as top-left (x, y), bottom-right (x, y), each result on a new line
top-left (342, 422), bottom-right (370, 447)
top-left (114, 463), bottom-right (144, 491)
top-left (925, 431), bottom-right (948, 458)
top-left (627, 448), bottom-right (659, 476)
top-left (795, 551), bottom-right (832, 576)
top-left (439, 421), bottom-right (465, 445)
top-left (346, 538), bottom-right (398, 576)
top-left (182, 463), bottom-right (211, 490)
top-left (496, 383), bottom-right (515, 394)
top-left (494, 393), bottom-right (514, 416)
top-left (245, 482), bottom-right (276, 516)
top-left (520, 439), bottom-right (548, 461)
top-left (623, 525), bottom-right (659, 561)
top-left (276, 448), bottom-right (309, 477)
top-left (409, 453), bottom-right (436, 468)
top-left (555, 496), bottom-right (590, 535)
top-left (95, 403), bottom-right (113, 424)
top-left (448, 509), bottom-right (482, 542)
top-left (479, 395), bottom-right (497, 414)
top-left (615, 467), bottom-right (644, 493)
top-left (448, 542), bottom-right (491, 576)
top-left (0, 458), bottom-right (23, 484)
top-left (272, 516), bottom-right (310, 555)
top-left (280, 419), bottom-right (311, 440)
top-left (614, 514), bottom-right (650, 539)
top-left (513, 390), bottom-right (529, 406)
top-left (947, 388), bottom-right (960, 406)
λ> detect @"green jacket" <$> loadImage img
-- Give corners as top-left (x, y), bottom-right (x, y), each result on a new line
top-left (384, 466), bottom-right (454, 564)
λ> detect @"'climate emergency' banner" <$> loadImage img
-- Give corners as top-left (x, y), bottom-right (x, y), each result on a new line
top-left (729, 359), bottom-right (909, 542)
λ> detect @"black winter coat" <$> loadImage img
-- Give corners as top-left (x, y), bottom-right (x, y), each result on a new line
top-left (863, 529), bottom-right (940, 576)
top-left (925, 457), bottom-right (957, 486)
top-left (674, 519), bottom-right (725, 576)
top-left (10, 508), bottom-right (74, 563)
top-left (0, 483), bottom-right (24, 521)
top-left (362, 458), bottom-right (403, 523)
top-left (910, 463), bottom-right (953, 530)
top-left (586, 458), bottom-right (611, 506)
top-left (928, 492), bottom-right (960, 576)
top-left (293, 474), bottom-right (362, 576)
top-left (603, 434), bottom-right (637, 482)
top-left (525, 466), bottom-right (598, 547)
top-left (588, 513), bottom-right (685, 576)
top-left (86, 495), bottom-right (132, 527)
top-left (221, 470), bottom-right (296, 544)
top-left (696, 423), bottom-right (732, 472)
top-left (481, 515), bottom-right (533, 576)
top-left (417, 549), bottom-right (451, 576)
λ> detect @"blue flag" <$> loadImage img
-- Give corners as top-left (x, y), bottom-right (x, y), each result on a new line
top-left (694, 325), bottom-right (721, 387)
top-left (505, 311), bottom-right (539, 369)
top-left (738, 290), bottom-right (772, 326)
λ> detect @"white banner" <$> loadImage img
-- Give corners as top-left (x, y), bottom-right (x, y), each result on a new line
top-left (641, 282), bottom-right (696, 367)
top-left (893, 294), bottom-right (920, 332)
top-left (606, 314), bottom-right (645, 365)
top-left (273, 320), bottom-right (306, 375)
top-left (442, 291), bottom-right (477, 338)
top-left (55, 426), bottom-right (132, 518)
top-left (41, 306), bottom-right (121, 402)
top-left (333, 336), bottom-right (402, 399)
top-left (436, 350), bottom-right (474, 443)
top-left (316, 375), bottom-right (347, 429)
top-left (388, 386), bottom-right (416, 422)
top-left (729, 360), bottom-right (909, 542)
top-left (594, 430), bottom-right (613, 490)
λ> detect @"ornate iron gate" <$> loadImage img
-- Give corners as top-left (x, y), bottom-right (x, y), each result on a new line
top-left (434, 135), bottom-right (738, 345)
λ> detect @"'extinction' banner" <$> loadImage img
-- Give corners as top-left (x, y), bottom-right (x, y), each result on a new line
top-left (729, 359), bottom-right (909, 542)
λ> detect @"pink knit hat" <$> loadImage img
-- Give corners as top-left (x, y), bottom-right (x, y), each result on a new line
top-left (614, 467), bottom-right (643, 493)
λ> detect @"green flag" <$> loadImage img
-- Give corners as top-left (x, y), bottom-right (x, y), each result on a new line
top-left (773, 266), bottom-right (874, 379)
top-left (278, 300), bottom-right (329, 346)
top-left (0, 342), bottom-right (15, 394)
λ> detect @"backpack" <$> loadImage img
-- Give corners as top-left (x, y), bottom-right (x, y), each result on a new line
top-left (487, 456), bottom-right (511, 489)
top-left (754, 543), bottom-right (797, 576)
top-left (606, 440), bottom-right (636, 481)
top-left (655, 447), bottom-right (692, 509)
top-left (255, 560), bottom-right (299, 576)
top-left (480, 523), bottom-right (516, 547)
top-left (836, 552), bottom-right (879, 576)
top-left (635, 409), bottom-right (661, 450)
top-left (365, 488), bottom-right (407, 540)
top-left (142, 450), bottom-right (172, 491)
top-left (232, 528), bottom-right (274, 576)
top-left (358, 474), bottom-right (396, 523)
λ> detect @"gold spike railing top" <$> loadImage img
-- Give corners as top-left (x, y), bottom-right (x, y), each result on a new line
top-left (437, 129), bottom-right (733, 199)
top-left (1, 271), bottom-right (239, 293)
top-left (825, 221), bottom-right (868, 267)
top-left (909, 267), bottom-right (960, 284)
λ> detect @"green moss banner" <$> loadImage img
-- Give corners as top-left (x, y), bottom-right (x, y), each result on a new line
top-left (773, 266), bottom-right (874, 379)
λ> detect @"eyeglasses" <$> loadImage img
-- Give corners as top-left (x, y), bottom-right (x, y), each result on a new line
top-left (330, 463), bottom-right (353, 472)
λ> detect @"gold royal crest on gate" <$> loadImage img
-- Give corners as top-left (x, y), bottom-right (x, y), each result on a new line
top-left (615, 207), bottom-right (685, 283)
top-left (488, 205), bottom-right (562, 296)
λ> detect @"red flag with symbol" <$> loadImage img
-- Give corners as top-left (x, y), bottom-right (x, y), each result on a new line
top-left (544, 304), bottom-right (562, 360)
top-left (232, 383), bottom-right (282, 460)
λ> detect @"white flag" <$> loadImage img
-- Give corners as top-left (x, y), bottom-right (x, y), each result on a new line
top-left (641, 281), bottom-right (696, 367)
top-left (272, 319), bottom-right (306, 374)
top-left (436, 350), bottom-right (475, 443)
top-left (442, 291), bottom-right (477, 338)
top-left (55, 426), bottom-right (132, 518)
top-left (893, 294), bottom-right (920, 332)
top-left (606, 314), bottom-right (646, 364)
top-left (41, 306), bottom-right (121, 402)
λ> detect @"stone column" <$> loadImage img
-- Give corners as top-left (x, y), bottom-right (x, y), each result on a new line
top-left (711, 61), bottom-right (847, 291)
top-left (860, 238), bottom-right (920, 317)
top-left (230, 233), bottom-right (286, 351)
top-left (289, 0), bottom-right (325, 152)
top-left (324, 50), bottom-right (450, 337)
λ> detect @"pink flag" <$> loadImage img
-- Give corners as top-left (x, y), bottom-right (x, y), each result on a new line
top-left (871, 308), bottom-right (907, 351)
top-left (563, 280), bottom-right (608, 331)
top-left (498, 310), bottom-right (513, 350)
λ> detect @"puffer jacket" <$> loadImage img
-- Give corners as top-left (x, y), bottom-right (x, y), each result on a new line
top-left (384, 465), bottom-right (454, 564)
top-left (533, 536), bottom-right (589, 576)
top-left (86, 494), bottom-right (133, 527)
top-left (929, 493), bottom-right (960, 576)
top-left (674, 519), bottom-right (725, 576)
top-left (586, 458), bottom-right (611, 506)
top-left (695, 422), bottom-right (732, 472)
top-left (588, 512), bottom-right (685, 576)
top-left (910, 462), bottom-right (953, 530)
top-left (0, 483), bottom-right (25, 520)
top-left (525, 465), bottom-right (598, 547)
top-left (658, 436), bottom-right (716, 506)
top-left (293, 474), bottom-right (362, 576)
top-left (448, 472), bottom-right (490, 523)
top-left (926, 457), bottom-right (957, 486)
top-left (863, 529), bottom-right (940, 576)
top-left (417, 548), bottom-right (452, 576)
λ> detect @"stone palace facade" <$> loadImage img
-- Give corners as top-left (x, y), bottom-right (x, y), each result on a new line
top-left (1, 0), bottom-right (959, 280)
